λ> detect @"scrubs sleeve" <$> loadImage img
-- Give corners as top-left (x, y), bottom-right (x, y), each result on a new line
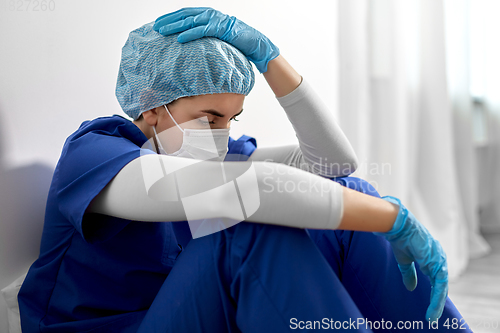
top-left (226, 135), bottom-right (257, 161)
top-left (56, 128), bottom-right (152, 243)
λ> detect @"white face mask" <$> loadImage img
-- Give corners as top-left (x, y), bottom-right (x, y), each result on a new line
top-left (152, 105), bottom-right (230, 161)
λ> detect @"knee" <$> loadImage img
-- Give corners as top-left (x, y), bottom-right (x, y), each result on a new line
top-left (214, 222), bottom-right (314, 277)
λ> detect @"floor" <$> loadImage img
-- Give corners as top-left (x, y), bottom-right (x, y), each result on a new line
top-left (448, 232), bottom-right (500, 333)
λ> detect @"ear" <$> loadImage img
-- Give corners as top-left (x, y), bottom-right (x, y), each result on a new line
top-left (141, 106), bottom-right (163, 127)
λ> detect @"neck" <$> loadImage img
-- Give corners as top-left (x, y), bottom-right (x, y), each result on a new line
top-left (133, 119), bottom-right (153, 139)
top-left (133, 120), bottom-right (161, 154)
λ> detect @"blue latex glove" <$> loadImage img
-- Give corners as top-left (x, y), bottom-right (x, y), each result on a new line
top-left (153, 7), bottom-right (280, 73)
top-left (375, 196), bottom-right (448, 322)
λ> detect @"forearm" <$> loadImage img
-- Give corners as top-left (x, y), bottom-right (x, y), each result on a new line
top-left (263, 55), bottom-right (302, 97)
top-left (88, 155), bottom-right (398, 233)
top-left (258, 56), bottom-right (358, 177)
top-left (339, 187), bottom-right (398, 232)
top-left (88, 155), bottom-right (343, 229)
top-left (261, 55), bottom-right (391, 231)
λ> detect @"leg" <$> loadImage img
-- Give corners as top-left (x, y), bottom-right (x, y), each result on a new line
top-left (137, 222), bottom-right (373, 333)
top-left (308, 177), bottom-right (472, 332)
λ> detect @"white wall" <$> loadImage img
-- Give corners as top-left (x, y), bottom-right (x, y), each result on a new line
top-left (0, 0), bottom-right (339, 170)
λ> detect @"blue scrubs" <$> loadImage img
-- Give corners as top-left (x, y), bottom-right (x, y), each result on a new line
top-left (19, 115), bottom-right (470, 332)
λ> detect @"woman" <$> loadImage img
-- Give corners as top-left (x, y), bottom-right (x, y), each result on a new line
top-left (18, 7), bottom-right (470, 333)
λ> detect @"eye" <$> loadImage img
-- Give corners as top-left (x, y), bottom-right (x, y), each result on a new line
top-left (198, 118), bottom-right (215, 125)
top-left (230, 109), bottom-right (243, 122)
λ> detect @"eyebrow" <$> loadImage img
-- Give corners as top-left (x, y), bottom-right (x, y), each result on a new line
top-left (201, 109), bottom-right (244, 118)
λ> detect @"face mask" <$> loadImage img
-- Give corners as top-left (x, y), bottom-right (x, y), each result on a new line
top-left (152, 105), bottom-right (230, 161)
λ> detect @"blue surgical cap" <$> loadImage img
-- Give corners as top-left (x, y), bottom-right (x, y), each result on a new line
top-left (116, 22), bottom-right (255, 120)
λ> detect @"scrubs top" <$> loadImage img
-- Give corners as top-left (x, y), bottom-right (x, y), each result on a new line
top-left (18, 115), bottom-right (257, 333)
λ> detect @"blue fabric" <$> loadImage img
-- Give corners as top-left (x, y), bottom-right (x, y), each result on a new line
top-left (140, 139), bottom-right (470, 332)
top-left (116, 22), bottom-right (255, 120)
top-left (225, 135), bottom-right (257, 161)
top-left (17, 116), bottom-right (264, 333)
top-left (18, 115), bottom-right (165, 332)
top-left (332, 176), bottom-right (379, 197)
top-left (138, 179), bottom-right (471, 332)
top-left (19, 116), bottom-right (470, 332)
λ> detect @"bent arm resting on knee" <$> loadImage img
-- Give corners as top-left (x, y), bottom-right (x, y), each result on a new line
top-left (87, 154), bottom-right (397, 232)
top-left (253, 56), bottom-right (358, 177)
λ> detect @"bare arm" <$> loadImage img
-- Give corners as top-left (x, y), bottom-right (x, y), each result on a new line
top-left (87, 154), bottom-right (396, 233)
top-left (253, 56), bottom-right (358, 177)
top-left (88, 57), bottom-right (387, 231)
top-left (88, 155), bottom-right (342, 229)
top-left (262, 54), bottom-right (302, 98)
top-left (340, 187), bottom-right (397, 232)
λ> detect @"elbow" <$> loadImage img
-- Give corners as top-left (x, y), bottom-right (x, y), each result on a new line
top-left (316, 154), bottom-right (359, 178)
top-left (341, 154), bottom-right (359, 176)
top-left (336, 147), bottom-right (359, 177)
top-left (302, 149), bottom-right (359, 178)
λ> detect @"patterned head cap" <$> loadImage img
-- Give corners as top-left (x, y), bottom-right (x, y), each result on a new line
top-left (116, 22), bottom-right (255, 120)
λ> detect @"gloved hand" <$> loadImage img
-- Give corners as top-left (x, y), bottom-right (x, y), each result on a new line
top-left (375, 196), bottom-right (448, 322)
top-left (153, 7), bottom-right (280, 74)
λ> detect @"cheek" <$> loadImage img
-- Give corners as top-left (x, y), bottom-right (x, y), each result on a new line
top-left (157, 128), bottom-right (183, 153)
top-left (156, 122), bottom-right (184, 154)
top-left (164, 130), bottom-right (184, 153)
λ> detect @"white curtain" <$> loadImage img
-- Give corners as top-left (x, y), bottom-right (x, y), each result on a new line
top-left (470, 0), bottom-right (500, 234)
top-left (337, 0), bottom-right (490, 279)
top-left (444, 0), bottom-right (491, 258)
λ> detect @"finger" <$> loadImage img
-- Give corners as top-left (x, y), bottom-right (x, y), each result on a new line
top-left (154, 7), bottom-right (211, 31)
top-left (398, 262), bottom-right (417, 291)
top-left (157, 19), bottom-right (195, 36)
top-left (177, 26), bottom-right (210, 43)
top-left (426, 278), bottom-right (448, 322)
top-left (157, 12), bottom-right (213, 37)
top-left (154, 8), bottom-right (193, 28)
